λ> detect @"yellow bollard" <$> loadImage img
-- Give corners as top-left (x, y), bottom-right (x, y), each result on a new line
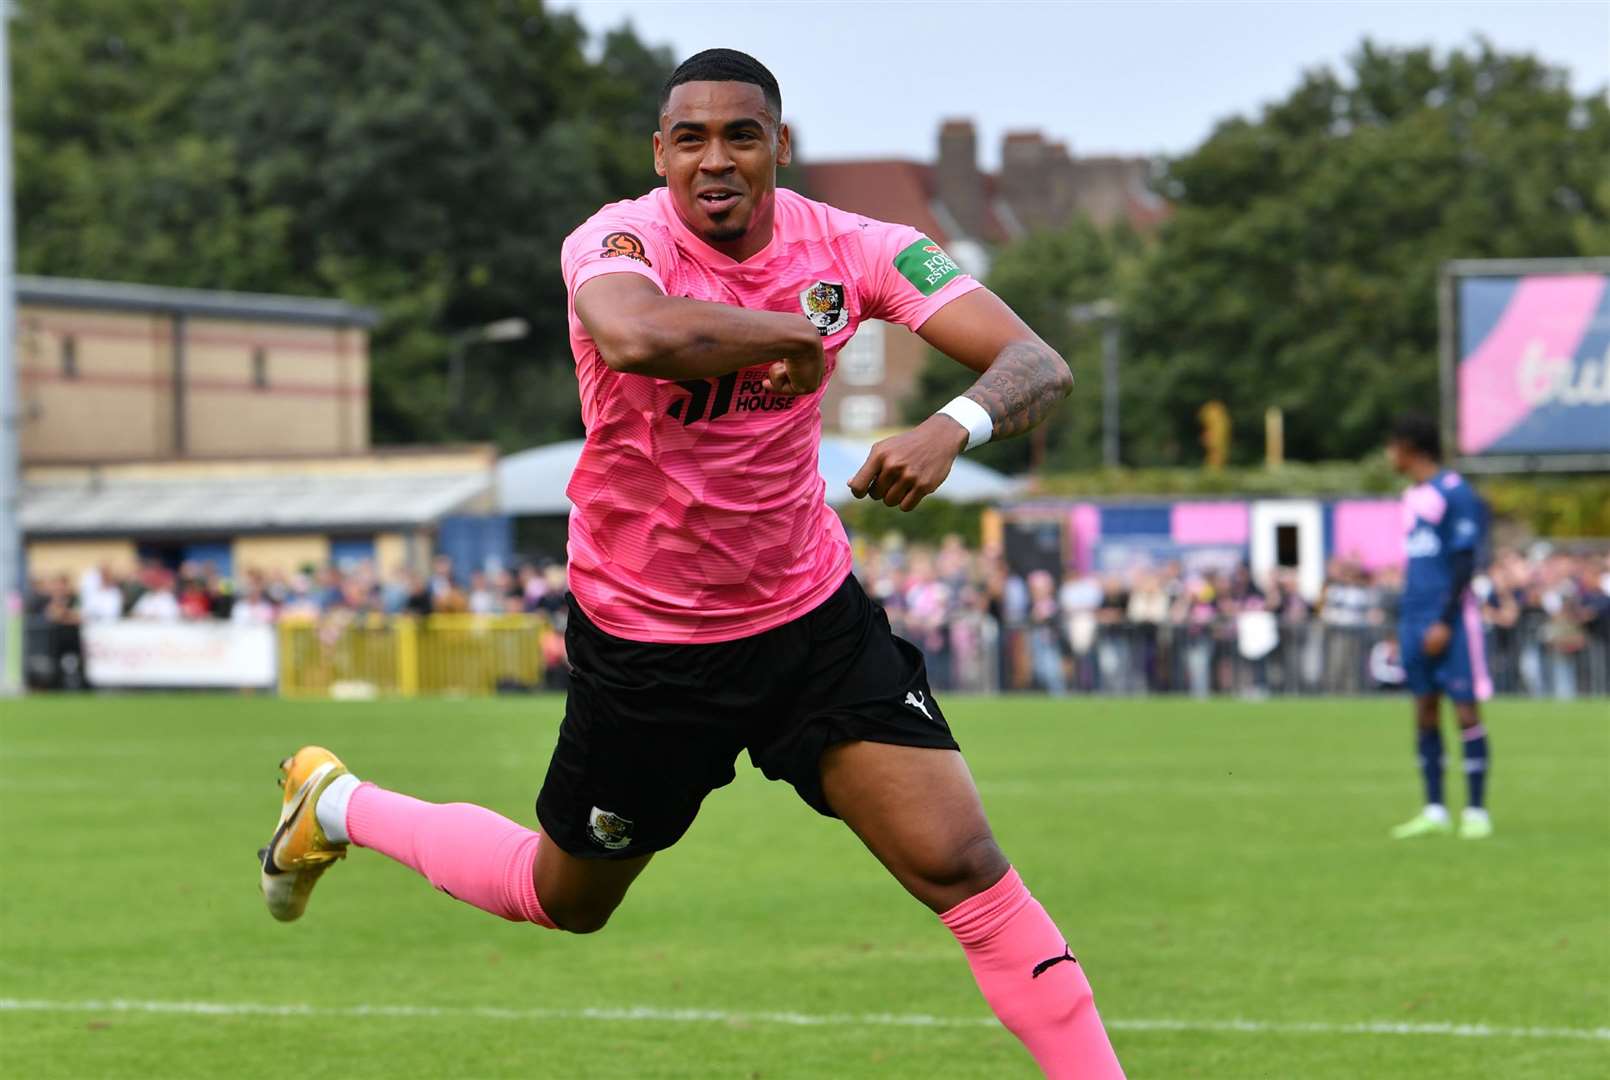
top-left (396, 617), bottom-right (420, 698)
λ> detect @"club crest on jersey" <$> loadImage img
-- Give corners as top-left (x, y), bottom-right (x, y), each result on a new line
top-left (799, 280), bottom-right (849, 336)
top-left (1405, 527), bottom-right (1442, 559)
top-left (588, 806), bottom-right (634, 850)
top-left (600, 231), bottom-right (652, 266)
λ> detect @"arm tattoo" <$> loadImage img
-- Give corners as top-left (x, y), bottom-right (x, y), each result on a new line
top-left (962, 341), bottom-right (1074, 441)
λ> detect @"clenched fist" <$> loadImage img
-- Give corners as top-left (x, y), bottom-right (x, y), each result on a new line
top-left (847, 415), bottom-right (971, 512)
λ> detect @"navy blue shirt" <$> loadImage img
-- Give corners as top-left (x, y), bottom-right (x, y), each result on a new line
top-left (1400, 470), bottom-right (1486, 624)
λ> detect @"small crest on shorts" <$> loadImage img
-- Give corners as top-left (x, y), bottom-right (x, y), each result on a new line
top-left (588, 806), bottom-right (635, 850)
top-left (799, 280), bottom-right (849, 336)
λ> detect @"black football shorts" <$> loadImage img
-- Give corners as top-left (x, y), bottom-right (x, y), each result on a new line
top-left (535, 573), bottom-right (957, 859)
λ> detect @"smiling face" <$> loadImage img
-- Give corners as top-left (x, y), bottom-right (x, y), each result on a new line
top-left (654, 80), bottom-right (790, 260)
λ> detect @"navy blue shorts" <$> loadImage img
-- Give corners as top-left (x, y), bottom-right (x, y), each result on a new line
top-left (1399, 603), bottom-right (1492, 704)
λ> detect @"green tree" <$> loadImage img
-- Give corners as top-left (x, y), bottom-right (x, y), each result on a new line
top-left (1121, 40), bottom-right (1610, 465)
top-left (196, 0), bottom-right (674, 447)
top-left (13, 0), bottom-right (296, 289)
top-left (906, 218), bottom-right (1130, 473)
top-left (14, 0), bottom-right (676, 450)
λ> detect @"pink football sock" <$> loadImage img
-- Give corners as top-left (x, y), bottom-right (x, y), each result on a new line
top-left (941, 868), bottom-right (1124, 1079)
top-left (345, 783), bottom-right (555, 928)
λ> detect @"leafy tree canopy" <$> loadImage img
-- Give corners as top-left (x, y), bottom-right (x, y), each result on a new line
top-left (1122, 39), bottom-right (1610, 464)
top-left (16, 22), bottom-right (1606, 465)
top-left (15, 0), bottom-right (675, 448)
top-left (915, 40), bottom-right (1608, 471)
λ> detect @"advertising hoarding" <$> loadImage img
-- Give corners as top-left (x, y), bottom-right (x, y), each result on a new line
top-left (1441, 259), bottom-right (1610, 472)
top-left (83, 621), bottom-right (276, 689)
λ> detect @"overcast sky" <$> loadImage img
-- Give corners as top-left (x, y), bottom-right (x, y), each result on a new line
top-left (566, 0), bottom-right (1610, 167)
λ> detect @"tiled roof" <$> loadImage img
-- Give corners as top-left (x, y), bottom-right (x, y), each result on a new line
top-left (23, 468), bottom-right (489, 536)
top-left (804, 155), bottom-right (1163, 243)
top-left (18, 276), bottom-right (379, 328)
top-left (800, 160), bottom-right (953, 243)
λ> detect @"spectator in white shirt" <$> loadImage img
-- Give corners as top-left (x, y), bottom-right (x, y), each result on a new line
top-left (131, 575), bottom-right (181, 622)
top-left (78, 565), bottom-right (126, 622)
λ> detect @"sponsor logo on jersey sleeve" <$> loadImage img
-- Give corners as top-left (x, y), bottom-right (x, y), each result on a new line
top-left (799, 280), bottom-right (849, 336)
top-left (894, 237), bottom-right (962, 296)
top-left (600, 231), bottom-right (652, 266)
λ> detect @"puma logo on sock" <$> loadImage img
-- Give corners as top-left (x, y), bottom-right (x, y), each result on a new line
top-left (1031, 945), bottom-right (1076, 978)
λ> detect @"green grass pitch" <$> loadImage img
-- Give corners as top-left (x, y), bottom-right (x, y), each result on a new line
top-left (1, 694), bottom-right (1606, 1078)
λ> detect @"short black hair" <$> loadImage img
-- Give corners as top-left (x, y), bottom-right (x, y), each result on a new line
top-left (1389, 412), bottom-right (1442, 460)
top-left (661, 48), bottom-right (781, 119)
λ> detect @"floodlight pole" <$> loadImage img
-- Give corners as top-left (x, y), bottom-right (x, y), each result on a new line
top-left (0, 0), bottom-right (23, 697)
top-left (1100, 319), bottom-right (1120, 468)
top-left (1069, 300), bottom-right (1121, 468)
top-left (448, 317), bottom-right (529, 419)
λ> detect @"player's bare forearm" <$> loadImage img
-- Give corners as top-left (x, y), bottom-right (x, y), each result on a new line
top-left (574, 276), bottom-right (822, 391)
top-left (852, 290), bottom-right (1072, 511)
top-left (611, 295), bottom-right (817, 380)
top-left (961, 340), bottom-right (1074, 441)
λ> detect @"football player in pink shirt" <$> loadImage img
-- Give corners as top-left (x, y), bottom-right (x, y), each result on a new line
top-left (259, 49), bottom-right (1124, 1078)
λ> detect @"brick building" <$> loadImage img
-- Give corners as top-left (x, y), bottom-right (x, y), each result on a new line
top-left (803, 119), bottom-right (1166, 434)
top-left (17, 276), bottom-right (376, 462)
top-left (17, 277), bottom-right (500, 581)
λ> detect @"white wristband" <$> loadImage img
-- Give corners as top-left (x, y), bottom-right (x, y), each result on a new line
top-left (937, 396), bottom-right (993, 451)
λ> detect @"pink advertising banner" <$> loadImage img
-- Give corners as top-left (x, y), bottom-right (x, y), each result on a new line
top-left (1456, 272), bottom-right (1610, 457)
top-left (1170, 502), bottom-right (1249, 545)
top-left (1332, 500), bottom-right (1405, 571)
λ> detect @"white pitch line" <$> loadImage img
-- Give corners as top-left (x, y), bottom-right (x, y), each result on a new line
top-left (0, 998), bottom-right (1605, 1042)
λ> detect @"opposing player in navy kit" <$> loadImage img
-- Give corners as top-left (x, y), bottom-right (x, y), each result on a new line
top-left (1386, 414), bottom-right (1493, 840)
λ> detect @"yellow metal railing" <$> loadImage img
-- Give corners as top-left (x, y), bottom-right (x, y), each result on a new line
top-left (278, 613), bottom-right (551, 698)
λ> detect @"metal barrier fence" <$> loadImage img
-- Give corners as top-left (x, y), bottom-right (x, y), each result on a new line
top-left (21, 610), bottom-right (1607, 698)
top-left (914, 617), bottom-right (1610, 698)
top-left (278, 614), bottom-right (551, 698)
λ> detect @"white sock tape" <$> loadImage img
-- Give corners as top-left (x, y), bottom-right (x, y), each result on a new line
top-left (937, 396), bottom-right (993, 451)
top-left (315, 772), bottom-right (362, 845)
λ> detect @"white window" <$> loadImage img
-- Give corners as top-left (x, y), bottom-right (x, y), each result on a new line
top-left (839, 394), bottom-right (887, 433)
top-left (838, 319), bottom-right (885, 386)
top-left (950, 238), bottom-right (991, 281)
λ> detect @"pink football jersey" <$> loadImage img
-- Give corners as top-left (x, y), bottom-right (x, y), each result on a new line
top-left (560, 187), bottom-right (981, 643)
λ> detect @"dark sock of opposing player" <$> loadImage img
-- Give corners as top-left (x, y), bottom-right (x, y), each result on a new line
top-left (1417, 727), bottom-right (1445, 808)
top-left (1460, 724), bottom-right (1489, 810)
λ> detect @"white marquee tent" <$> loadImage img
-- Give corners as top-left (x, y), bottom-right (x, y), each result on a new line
top-left (498, 436), bottom-right (1022, 516)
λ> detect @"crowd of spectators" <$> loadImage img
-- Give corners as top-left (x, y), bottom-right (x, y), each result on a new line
top-left (858, 537), bottom-right (1610, 699)
top-left (24, 540), bottom-right (1610, 698)
top-left (26, 554), bottom-right (571, 627)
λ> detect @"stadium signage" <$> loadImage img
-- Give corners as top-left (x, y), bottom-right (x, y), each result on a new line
top-left (83, 622), bottom-right (277, 689)
top-left (1441, 258), bottom-right (1610, 473)
top-left (1516, 342), bottom-right (1610, 407)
